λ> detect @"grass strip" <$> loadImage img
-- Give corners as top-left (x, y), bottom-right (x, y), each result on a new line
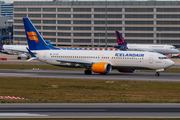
top-left (0, 64), bottom-right (180, 73)
top-left (0, 77), bottom-right (180, 103)
top-left (3, 118), bottom-right (179, 120)
top-left (139, 68), bottom-right (180, 73)
top-left (0, 64), bottom-right (83, 70)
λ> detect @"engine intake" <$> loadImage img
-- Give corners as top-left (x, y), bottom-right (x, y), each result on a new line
top-left (92, 62), bottom-right (112, 73)
top-left (118, 69), bottom-right (136, 73)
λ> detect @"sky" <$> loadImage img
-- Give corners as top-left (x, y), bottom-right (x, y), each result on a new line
top-left (4, 0), bottom-right (180, 4)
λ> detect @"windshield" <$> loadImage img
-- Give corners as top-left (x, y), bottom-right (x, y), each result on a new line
top-left (171, 46), bottom-right (177, 49)
top-left (158, 57), bottom-right (168, 59)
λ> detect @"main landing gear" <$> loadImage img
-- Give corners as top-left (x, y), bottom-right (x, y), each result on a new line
top-left (17, 57), bottom-right (21, 59)
top-left (84, 69), bottom-right (92, 75)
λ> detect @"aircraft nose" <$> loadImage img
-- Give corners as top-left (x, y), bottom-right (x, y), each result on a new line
top-left (176, 49), bottom-right (180, 54)
top-left (167, 59), bottom-right (174, 68)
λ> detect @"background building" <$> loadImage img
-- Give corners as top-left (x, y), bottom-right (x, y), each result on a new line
top-left (0, 15), bottom-right (13, 44)
top-left (13, 1), bottom-right (180, 46)
top-left (1, 2), bottom-right (13, 19)
top-left (0, 1), bottom-right (13, 45)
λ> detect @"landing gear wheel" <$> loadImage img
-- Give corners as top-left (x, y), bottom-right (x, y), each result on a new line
top-left (26, 56), bottom-right (30, 60)
top-left (100, 73), bottom-right (106, 75)
top-left (84, 70), bottom-right (92, 75)
top-left (155, 72), bottom-right (160, 76)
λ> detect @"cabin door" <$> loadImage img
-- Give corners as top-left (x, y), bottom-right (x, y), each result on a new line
top-left (149, 55), bottom-right (153, 64)
top-left (43, 52), bottom-right (47, 62)
top-left (44, 52), bottom-right (47, 58)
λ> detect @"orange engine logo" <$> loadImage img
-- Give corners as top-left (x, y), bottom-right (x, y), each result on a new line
top-left (27, 31), bottom-right (39, 42)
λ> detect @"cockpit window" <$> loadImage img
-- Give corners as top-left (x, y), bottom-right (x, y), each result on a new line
top-left (171, 46), bottom-right (177, 49)
top-left (158, 57), bottom-right (168, 59)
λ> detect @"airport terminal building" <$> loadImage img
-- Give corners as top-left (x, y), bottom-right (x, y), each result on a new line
top-left (13, 0), bottom-right (180, 46)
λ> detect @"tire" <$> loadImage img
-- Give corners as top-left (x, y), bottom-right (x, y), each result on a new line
top-left (100, 73), bottom-right (106, 75)
top-left (155, 72), bottom-right (160, 76)
top-left (26, 56), bottom-right (30, 59)
top-left (84, 70), bottom-right (92, 75)
top-left (17, 57), bottom-right (21, 59)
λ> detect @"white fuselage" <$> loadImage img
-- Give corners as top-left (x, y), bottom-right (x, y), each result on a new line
top-left (127, 44), bottom-right (179, 54)
top-left (2, 45), bottom-right (29, 58)
top-left (3, 45), bottom-right (28, 53)
top-left (34, 49), bottom-right (174, 70)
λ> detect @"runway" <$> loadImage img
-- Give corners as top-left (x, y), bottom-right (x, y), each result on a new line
top-left (0, 103), bottom-right (180, 118)
top-left (0, 69), bottom-right (180, 82)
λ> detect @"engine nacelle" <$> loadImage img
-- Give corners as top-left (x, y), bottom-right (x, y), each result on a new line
top-left (117, 69), bottom-right (136, 73)
top-left (18, 53), bottom-right (28, 58)
top-left (92, 62), bottom-right (112, 73)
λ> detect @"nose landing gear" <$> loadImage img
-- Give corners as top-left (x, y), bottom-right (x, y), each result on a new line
top-left (155, 72), bottom-right (160, 76)
top-left (155, 69), bottom-right (164, 77)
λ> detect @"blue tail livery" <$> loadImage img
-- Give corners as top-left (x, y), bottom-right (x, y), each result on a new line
top-left (114, 31), bottom-right (128, 51)
top-left (23, 18), bottom-right (59, 50)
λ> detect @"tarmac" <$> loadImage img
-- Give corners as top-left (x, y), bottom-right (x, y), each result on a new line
top-left (0, 69), bottom-right (180, 82)
top-left (0, 103), bottom-right (180, 118)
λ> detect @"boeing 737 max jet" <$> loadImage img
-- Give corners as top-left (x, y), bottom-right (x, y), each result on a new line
top-left (23, 18), bottom-right (174, 76)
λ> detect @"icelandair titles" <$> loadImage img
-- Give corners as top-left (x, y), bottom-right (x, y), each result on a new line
top-left (115, 53), bottom-right (144, 57)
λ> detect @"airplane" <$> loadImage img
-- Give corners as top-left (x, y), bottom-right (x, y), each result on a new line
top-left (23, 18), bottom-right (174, 76)
top-left (0, 40), bottom-right (57, 59)
top-left (114, 31), bottom-right (179, 54)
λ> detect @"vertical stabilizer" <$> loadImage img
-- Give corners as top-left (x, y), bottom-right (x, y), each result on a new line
top-left (0, 40), bottom-right (3, 51)
top-left (23, 18), bottom-right (58, 50)
top-left (114, 31), bottom-right (128, 50)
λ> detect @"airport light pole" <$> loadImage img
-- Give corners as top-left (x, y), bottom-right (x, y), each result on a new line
top-left (159, 31), bottom-right (161, 44)
top-left (105, 0), bottom-right (107, 50)
top-left (99, 32), bottom-right (100, 47)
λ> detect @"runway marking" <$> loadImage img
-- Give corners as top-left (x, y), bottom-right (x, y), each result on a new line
top-left (0, 113), bottom-right (48, 117)
top-left (36, 75), bottom-right (180, 82)
top-left (0, 73), bottom-right (35, 76)
top-left (1, 70), bottom-right (180, 82)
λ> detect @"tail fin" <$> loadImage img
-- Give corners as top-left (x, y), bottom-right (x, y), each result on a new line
top-left (114, 31), bottom-right (128, 50)
top-left (0, 40), bottom-right (3, 51)
top-left (23, 18), bottom-right (58, 50)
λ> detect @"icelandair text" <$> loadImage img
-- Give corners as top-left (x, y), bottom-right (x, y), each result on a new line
top-left (115, 53), bottom-right (144, 57)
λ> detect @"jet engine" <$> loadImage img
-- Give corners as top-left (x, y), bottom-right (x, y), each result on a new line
top-left (92, 62), bottom-right (112, 73)
top-left (117, 69), bottom-right (136, 73)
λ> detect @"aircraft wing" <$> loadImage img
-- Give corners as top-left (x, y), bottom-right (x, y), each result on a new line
top-left (38, 57), bottom-right (92, 64)
top-left (26, 48), bottom-right (92, 66)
